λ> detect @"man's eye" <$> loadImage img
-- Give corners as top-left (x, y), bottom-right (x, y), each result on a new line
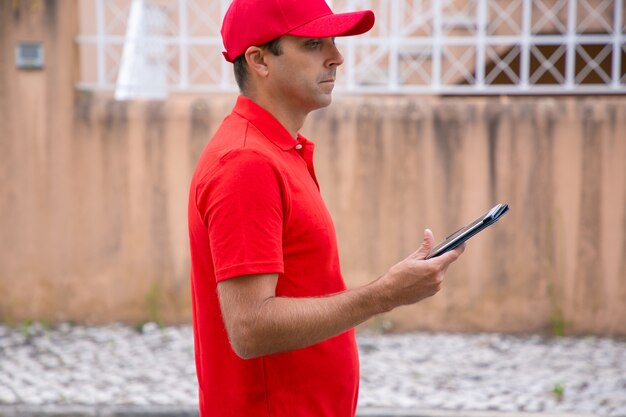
top-left (307, 40), bottom-right (322, 48)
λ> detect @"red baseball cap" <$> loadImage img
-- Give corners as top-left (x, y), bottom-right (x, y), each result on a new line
top-left (221, 0), bottom-right (375, 62)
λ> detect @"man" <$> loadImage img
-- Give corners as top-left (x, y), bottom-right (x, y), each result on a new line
top-left (187, 0), bottom-right (465, 416)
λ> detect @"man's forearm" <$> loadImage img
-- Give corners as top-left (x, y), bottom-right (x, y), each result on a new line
top-left (234, 280), bottom-right (391, 359)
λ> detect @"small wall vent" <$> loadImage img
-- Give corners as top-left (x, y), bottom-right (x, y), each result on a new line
top-left (15, 42), bottom-right (44, 70)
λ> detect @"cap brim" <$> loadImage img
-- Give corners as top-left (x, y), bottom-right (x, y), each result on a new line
top-left (288, 10), bottom-right (375, 38)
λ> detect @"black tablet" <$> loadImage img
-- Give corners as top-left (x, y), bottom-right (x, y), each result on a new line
top-left (426, 203), bottom-right (509, 259)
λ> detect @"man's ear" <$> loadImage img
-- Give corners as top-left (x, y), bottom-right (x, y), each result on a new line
top-left (244, 47), bottom-right (269, 78)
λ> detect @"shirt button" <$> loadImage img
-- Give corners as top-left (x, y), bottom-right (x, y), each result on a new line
top-left (295, 144), bottom-right (303, 150)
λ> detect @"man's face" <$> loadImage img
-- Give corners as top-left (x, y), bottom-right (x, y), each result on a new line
top-left (264, 35), bottom-right (344, 112)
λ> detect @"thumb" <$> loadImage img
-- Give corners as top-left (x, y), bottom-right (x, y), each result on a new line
top-left (414, 229), bottom-right (435, 260)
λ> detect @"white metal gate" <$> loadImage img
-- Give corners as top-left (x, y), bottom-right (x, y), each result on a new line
top-left (76, 0), bottom-right (626, 96)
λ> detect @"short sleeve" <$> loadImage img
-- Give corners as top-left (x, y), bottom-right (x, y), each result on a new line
top-left (196, 149), bottom-right (285, 281)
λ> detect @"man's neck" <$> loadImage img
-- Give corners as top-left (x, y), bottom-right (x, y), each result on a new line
top-left (244, 93), bottom-right (307, 140)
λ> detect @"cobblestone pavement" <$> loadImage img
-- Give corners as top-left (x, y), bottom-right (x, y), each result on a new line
top-left (0, 323), bottom-right (625, 416)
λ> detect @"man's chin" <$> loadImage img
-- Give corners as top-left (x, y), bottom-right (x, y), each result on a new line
top-left (313, 94), bottom-right (333, 110)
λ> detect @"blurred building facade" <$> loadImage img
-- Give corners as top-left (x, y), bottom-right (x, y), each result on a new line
top-left (1, 0), bottom-right (626, 335)
top-left (76, 0), bottom-right (625, 96)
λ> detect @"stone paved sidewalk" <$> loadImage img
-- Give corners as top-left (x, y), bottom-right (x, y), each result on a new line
top-left (1, 323), bottom-right (625, 416)
top-left (0, 405), bottom-right (602, 417)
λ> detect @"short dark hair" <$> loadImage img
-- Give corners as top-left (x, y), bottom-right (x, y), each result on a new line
top-left (233, 37), bottom-right (283, 93)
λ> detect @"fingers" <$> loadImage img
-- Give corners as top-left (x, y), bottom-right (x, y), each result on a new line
top-left (413, 229), bottom-right (435, 260)
top-left (423, 228), bottom-right (435, 246)
top-left (444, 242), bottom-right (466, 260)
top-left (435, 243), bottom-right (466, 274)
top-left (409, 229), bottom-right (466, 265)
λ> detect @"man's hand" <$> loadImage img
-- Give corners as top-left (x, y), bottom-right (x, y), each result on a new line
top-left (372, 229), bottom-right (465, 312)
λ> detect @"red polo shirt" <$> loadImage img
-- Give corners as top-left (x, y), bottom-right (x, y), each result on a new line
top-left (188, 96), bottom-right (360, 417)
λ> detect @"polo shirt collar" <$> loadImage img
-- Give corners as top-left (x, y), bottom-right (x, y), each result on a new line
top-left (232, 95), bottom-right (302, 151)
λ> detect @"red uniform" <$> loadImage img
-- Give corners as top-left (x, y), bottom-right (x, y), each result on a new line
top-left (188, 96), bottom-right (360, 417)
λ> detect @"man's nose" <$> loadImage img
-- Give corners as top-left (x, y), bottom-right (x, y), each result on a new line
top-left (327, 41), bottom-right (344, 68)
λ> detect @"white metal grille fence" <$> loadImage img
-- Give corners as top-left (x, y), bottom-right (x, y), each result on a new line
top-left (76, 0), bottom-right (626, 96)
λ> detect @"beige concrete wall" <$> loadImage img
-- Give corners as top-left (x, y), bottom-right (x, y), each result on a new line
top-left (2, 0), bottom-right (626, 335)
top-left (309, 96), bottom-right (626, 336)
